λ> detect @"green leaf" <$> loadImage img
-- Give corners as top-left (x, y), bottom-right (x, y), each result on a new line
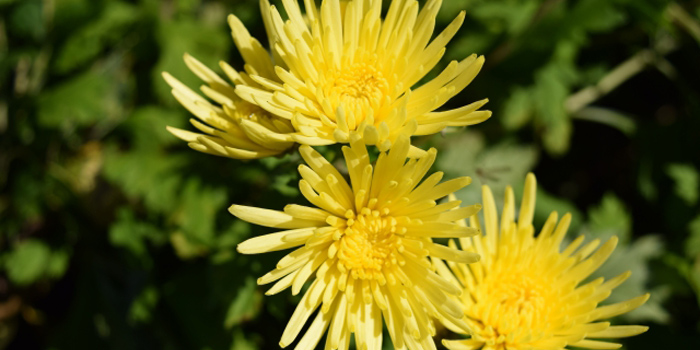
top-left (9, 0), bottom-right (44, 41)
top-left (175, 178), bottom-right (228, 246)
top-left (128, 286), bottom-right (159, 324)
top-left (46, 249), bottom-right (70, 279)
top-left (53, 1), bottom-right (140, 73)
top-left (218, 220), bottom-right (251, 250)
top-left (272, 173), bottom-right (300, 197)
top-left (101, 146), bottom-right (186, 214)
top-left (230, 329), bottom-right (257, 350)
top-left (439, 134), bottom-right (539, 223)
top-left (52, 0), bottom-right (93, 32)
top-left (534, 65), bottom-right (572, 155)
top-left (109, 208), bottom-right (164, 258)
top-left (224, 277), bottom-right (262, 329)
top-left (125, 106), bottom-right (187, 150)
top-left (38, 71), bottom-right (115, 130)
top-left (4, 239), bottom-right (52, 286)
top-left (593, 235), bottom-right (669, 323)
top-left (637, 161), bottom-right (658, 201)
top-left (666, 163), bottom-right (699, 205)
top-left (569, 0), bottom-right (627, 33)
top-left (436, 0), bottom-right (471, 23)
top-left (573, 107), bottom-right (637, 135)
top-left (586, 193), bottom-right (632, 243)
top-left (470, 0), bottom-right (539, 34)
top-left (686, 215), bottom-right (700, 258)
top-left (533, 188), bottom-right (584, 232)
top-left (154, 19), bottom-right (228, 103)
top-left (501, 87), bottom-right (534, 130)
top-left (169, 232), bottom-right (208, 260)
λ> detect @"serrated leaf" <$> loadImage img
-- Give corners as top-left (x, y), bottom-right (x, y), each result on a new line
top-left (586, 193), bottom-right (632, 243)
top-left (471, 0), bottom-right (539, 34)
top-left (441, 135), bottom-right (539, 222)
top-left (593, 235), bottom-right (669, 323)
top-left (38, 71), bottom-right (115, 130)
top-left (473, 143), bottom-right (539, 190)
top-left (666, 163), bottom-right (699, 205)
top-left (533, 188), bottom-right (584, 232)
top-left (4, 239), bottom-right (51, 286)
top-left (569, 0), bottom-right (627, 33)
top-left (101, 146), bottom-right (186, 214)
top-left (224, 277), bottom-right (261, 329)
top-left (436, 131), bottom-right (485, 179)
top-left (109, 208), bottom-right (164, 258)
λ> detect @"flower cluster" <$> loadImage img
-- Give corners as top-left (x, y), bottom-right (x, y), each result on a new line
top-left (163, 0), bottom-right (650, 349)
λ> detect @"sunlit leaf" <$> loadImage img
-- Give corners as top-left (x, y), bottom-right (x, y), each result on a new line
top-left (4, 239), bottom-right (51, 286)
top-left (38, 71), bottom-right (116, 130)
top-left (586, 193), bottom-right (632, 243)
top-left (594, 235), bottom-right (669, 323)
top-left (666, 163), bottom-right (699, 205)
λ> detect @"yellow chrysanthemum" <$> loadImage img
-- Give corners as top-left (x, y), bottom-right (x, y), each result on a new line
top-left (436, 173), bottom-right (649, 350)
top-left (235, 0), bottom-right (491, 152)
top-left (162, 10), bottom-right (297, 159)
top-left (231, 135), bottom-right (482, 350)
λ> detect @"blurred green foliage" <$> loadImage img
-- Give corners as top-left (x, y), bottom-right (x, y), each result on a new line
top-left (1, 0), bottom-right (700, 349)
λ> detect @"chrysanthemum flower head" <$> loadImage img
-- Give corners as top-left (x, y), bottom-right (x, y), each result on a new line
top-left (231, 135), bottom-right (483, 349)
top-left (437, 173), bottom-right (650, 350)
top-left (162, 10), bottom-right (297, 159)
top-left (236, 0), bottom-right (491, 152)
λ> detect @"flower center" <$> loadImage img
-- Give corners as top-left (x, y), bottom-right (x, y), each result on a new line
top-left (337, 211), bottom-right (399, 281)
top-left (474, 270), bottom-right (559, 347)
top-left (492, 274), bottom-right (546, 315)
top-left (326, 56), bottom-right (390, 124)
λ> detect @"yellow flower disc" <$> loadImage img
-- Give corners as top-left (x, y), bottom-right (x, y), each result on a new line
top-left (437, 174), bottom-right (650, 350)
